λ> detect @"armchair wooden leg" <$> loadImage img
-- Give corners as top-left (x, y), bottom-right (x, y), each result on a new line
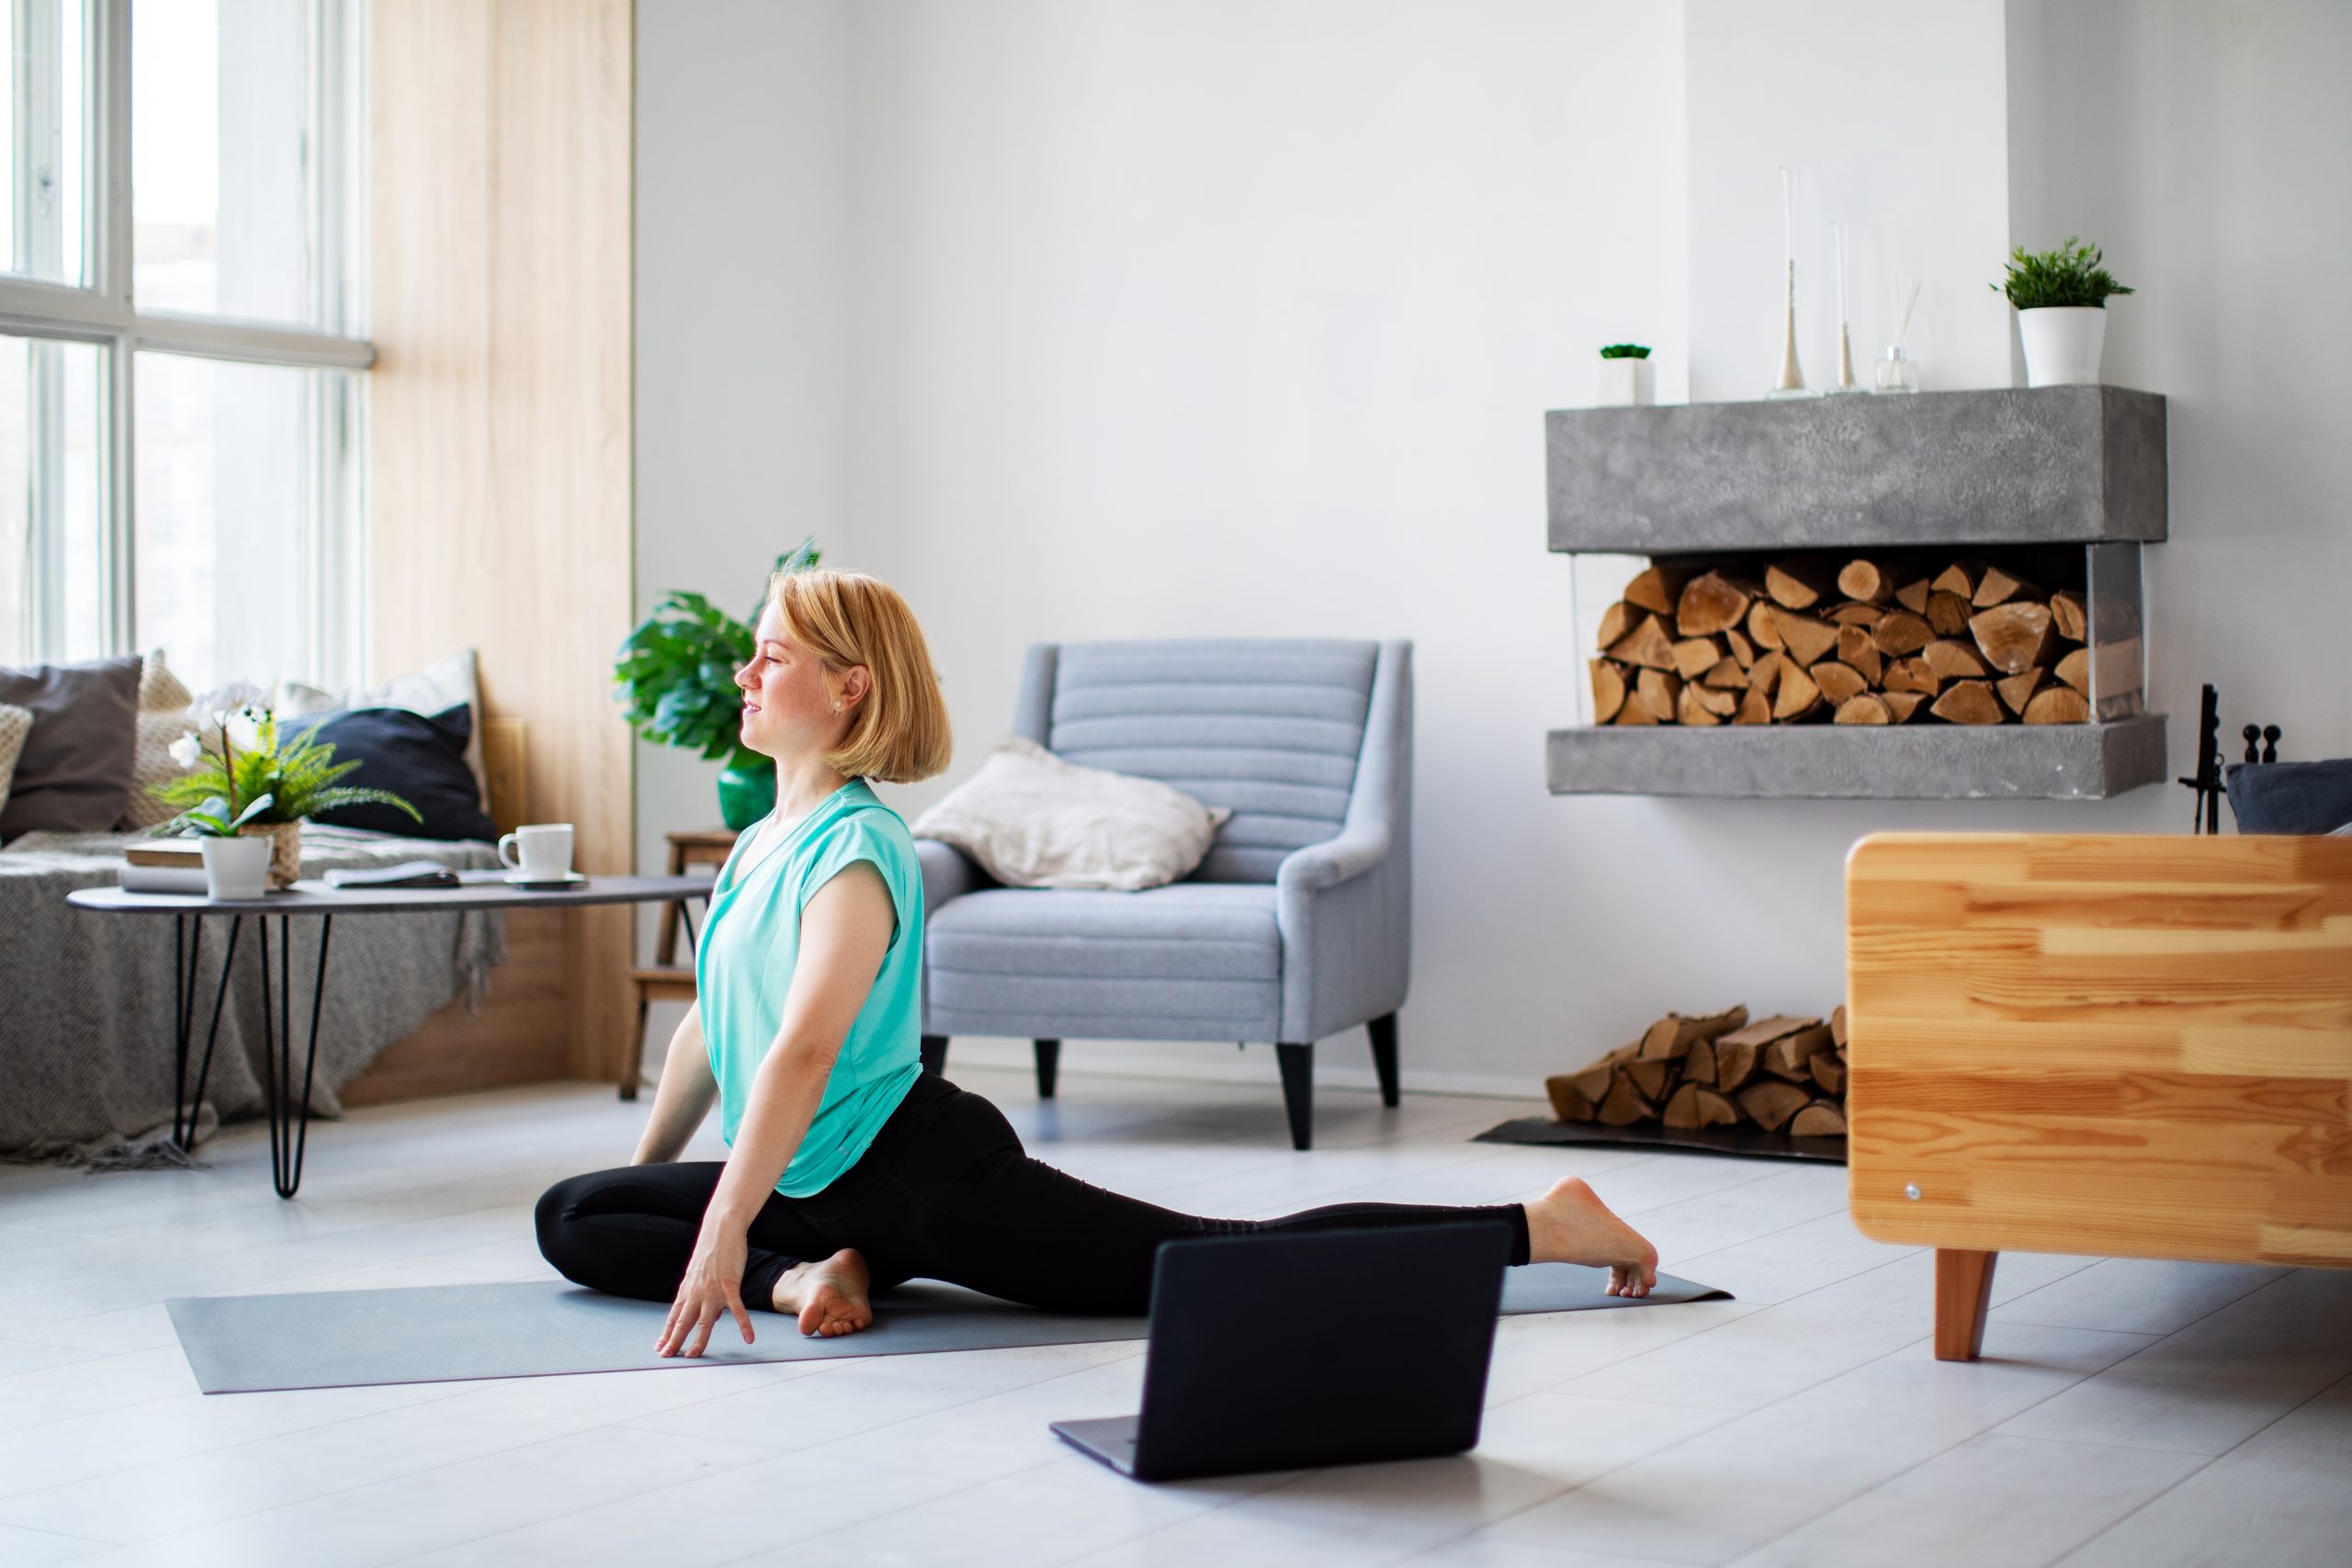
top-left (1366, 1013), bottom-right (1400, 1108)
top-left (1035, 1038), bottom-right (1061, 1099)
top-left (620, 996), bottom-right (650, 1101)
top-left (920, 1033), bottom-right (948, 1077)
top-left (1276, 1043), bottom-right (1314, 1151)
top-left (1934, 1248), bottom-right (1999, 1361)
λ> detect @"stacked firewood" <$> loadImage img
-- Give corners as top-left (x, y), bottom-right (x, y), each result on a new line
top-left (1589, 558), bottom-right (2095, 727)
top-left (1545, 1006), bottom-right (1849, 1139)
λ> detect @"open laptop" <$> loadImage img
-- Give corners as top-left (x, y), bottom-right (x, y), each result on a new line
top-left (1050, 1220), bottom-right (1513, 1482)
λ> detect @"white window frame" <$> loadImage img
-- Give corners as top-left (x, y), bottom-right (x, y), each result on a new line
top-left (3, 0), bottom-right (372, 675)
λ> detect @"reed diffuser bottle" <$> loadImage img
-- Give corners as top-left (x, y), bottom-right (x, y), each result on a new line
top-left (1876, 276), bottom-right (1921, 393)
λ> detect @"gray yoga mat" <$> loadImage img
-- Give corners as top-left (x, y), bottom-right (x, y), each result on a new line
top-left (168, 1265), bottom-right (1732, 1394)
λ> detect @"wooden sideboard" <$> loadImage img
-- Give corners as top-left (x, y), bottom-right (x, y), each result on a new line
top-left (1845, 831), bottom-right (2352, 1359)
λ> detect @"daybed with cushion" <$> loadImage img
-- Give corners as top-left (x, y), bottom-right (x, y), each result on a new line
top-left (916, 637), bottom-right (1413, 1151)
top-left (0, 649), bottom-right (511, 1163)
top-left (1, 827), bottom-right (504, 1160)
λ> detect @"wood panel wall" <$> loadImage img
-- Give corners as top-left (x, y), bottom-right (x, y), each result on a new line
top-left (350, 0), bottom-right (635, 1100)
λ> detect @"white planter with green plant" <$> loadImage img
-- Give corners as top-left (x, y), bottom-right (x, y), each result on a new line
top-left (1995, 238), bottom-right (2133, 388)
top-left (1596, 344), bottom-right (1654, 407)
top-left (154, 684), bottom-right (423, 892)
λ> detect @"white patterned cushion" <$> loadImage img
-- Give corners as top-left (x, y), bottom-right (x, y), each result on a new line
top-left (910, 736), bottom-right (1230, 892)
top-left (0, 703), bottom-right (31, 819)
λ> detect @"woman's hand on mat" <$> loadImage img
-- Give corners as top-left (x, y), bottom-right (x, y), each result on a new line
top-left (658, 1222), bottom-right (755, 1357)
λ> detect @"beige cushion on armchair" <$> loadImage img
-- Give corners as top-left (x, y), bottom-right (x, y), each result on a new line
top-left (910, 737), bottom-right (1228, 892)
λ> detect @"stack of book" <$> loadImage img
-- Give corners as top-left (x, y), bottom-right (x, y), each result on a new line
top-left (119, 840), bottom-right (206, 894)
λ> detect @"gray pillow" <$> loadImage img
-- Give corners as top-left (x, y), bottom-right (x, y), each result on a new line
top-left (2224, 759), bottom-right (2352, 836)
top-left (0, 656), bottom-right (142, 840)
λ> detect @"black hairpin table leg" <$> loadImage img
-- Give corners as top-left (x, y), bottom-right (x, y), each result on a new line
top-left (259, 914), bottom-right (334, 1199)
top-left (175, 914), bottom-right (243, 1151)
top-left (173, 914), bottom-right (193, 1146)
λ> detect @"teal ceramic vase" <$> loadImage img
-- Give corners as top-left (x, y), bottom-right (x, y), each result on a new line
top-left (716, 759), bottom-right (775, 831)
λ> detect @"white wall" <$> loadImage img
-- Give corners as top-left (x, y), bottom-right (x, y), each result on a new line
top-left (1684, 0), bottom-right (2014, 399)
top-left (844, 0), bottom-right (1696, 1094)
top-left (2007, 0), bottom-right (2352, 760)
top-left (633, 0), bottom-right (2351, 1097)
top-left (634, 0), bottom-right (854, 959)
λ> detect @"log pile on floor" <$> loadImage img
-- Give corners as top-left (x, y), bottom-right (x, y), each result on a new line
top-left (1544, 1005), bottom-right (1850, 1139)
top-left (1589, 558), bottom-right (2096, 726)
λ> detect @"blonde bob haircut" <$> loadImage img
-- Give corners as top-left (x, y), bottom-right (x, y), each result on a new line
top-left (767, 567), bottom-right (953, 784)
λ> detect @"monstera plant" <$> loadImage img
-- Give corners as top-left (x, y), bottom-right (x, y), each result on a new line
top-left (614, 536), bottom-right (820, 829)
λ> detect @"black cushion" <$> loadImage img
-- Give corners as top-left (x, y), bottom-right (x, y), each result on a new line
top-left (2225, 760), bottom-right (2352, 835)
top-left (307, 704), bottom-right (498, 842)
top-left (0, 655), bottom-right (141, 840)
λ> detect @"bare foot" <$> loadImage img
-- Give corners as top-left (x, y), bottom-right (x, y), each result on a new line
top-left (1522, 1178), bottom-right (1659, 1298)
top-left (771, 1247), bottom-right (875, 1337)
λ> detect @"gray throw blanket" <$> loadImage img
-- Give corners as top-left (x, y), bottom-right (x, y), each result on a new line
top-left (0, 826), bottom-right (504, 1167)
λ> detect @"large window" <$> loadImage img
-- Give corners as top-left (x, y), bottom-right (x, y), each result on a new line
top-left (1, 0), bottom-right (367, 692)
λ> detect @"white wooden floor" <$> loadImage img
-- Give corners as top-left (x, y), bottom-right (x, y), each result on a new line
top-left (0, 1064), bottom-right (2345, 1567)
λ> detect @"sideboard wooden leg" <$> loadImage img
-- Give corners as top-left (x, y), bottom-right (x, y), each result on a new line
top-left (1934, 1248), bottom-right (1999, 1361)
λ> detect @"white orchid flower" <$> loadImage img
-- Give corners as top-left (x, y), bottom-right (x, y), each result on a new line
top-left (166, 731), bottom-right (204, 769)
top-left (224, 708), bottom-right (264, 752)
top-left (192, 680), bottom-right (267, 717)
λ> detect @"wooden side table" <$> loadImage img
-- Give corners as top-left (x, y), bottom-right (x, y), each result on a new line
top-left (622, 828), bottom-right (739, 1100)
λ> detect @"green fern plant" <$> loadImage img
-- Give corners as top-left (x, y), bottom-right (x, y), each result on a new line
top-left (1993, 238), bottom-right (2133, 310)
top-left (614, 536), bottom-right (821, 769)
top-left (150, 707), bottom-right (421, 833)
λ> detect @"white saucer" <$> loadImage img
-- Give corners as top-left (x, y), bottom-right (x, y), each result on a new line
top-left (503, 870), bottom-right (587, 888)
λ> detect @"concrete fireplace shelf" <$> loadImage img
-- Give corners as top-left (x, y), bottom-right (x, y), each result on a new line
top-left (1546, 386), bottom-right (2166, 554)
top-left (1544, 715), bottom-right (2168, 801)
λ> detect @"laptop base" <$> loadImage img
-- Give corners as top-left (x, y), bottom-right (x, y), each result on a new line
top-left (1051, 1415), bottom-right (1142, 1476)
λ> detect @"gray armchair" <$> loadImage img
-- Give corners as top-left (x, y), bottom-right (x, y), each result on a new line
top-left (915, 637), bottom-right (1412, 1150)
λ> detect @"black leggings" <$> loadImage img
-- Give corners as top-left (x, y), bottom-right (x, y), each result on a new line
top-left (537, 1073), bottom-right (1532, 1316)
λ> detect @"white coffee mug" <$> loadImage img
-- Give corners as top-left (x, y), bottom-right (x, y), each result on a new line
top-left (497, 823), bottom-right (575, 878)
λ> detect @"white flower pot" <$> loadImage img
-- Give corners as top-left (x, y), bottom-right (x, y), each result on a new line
top-left (2017, 306), bottom-right (2108, 388)
top-left (1595, 357), bottom-right (1655, 407)
top-left (199, 834), bottom-right (272, 901)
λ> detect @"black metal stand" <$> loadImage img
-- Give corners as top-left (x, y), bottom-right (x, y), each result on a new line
top-left (256, 914), bottom-right (334, 1199)
top-left (2178, 683), bottom-right (2224, 834)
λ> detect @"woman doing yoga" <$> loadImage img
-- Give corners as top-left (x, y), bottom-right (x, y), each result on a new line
top-left (536, 567), bottom-right (1659, 1358)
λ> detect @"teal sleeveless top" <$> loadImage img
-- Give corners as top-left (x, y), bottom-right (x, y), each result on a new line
top-left (695, 779), bottom-right (925, 1197)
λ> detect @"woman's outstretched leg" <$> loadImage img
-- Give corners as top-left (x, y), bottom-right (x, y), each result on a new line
top-left (827, 1083), bottom-right (1658, 1314)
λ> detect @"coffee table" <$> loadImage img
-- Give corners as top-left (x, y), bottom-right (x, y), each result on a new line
top-left (68, 871), bottom-right (717, 1196)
